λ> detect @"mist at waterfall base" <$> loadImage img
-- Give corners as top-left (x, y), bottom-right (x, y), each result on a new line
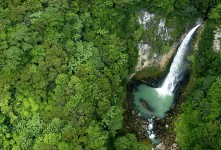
top-left (133, 24), bottom-right (200, 143)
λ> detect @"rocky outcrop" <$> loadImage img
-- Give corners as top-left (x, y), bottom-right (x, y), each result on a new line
top-left (140, 98), bottom-right (154, 112)
top-left (155, 142), bottom-right (180, 150)
top-left (156, 143), bottom-right (166, 150)
top-left (135, 11), bottom-right (173, 73)
top-left (213, 28), bottom-right (221, 52)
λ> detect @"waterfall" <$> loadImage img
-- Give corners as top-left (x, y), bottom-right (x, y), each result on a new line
top-left (157, 24), bottom-right (201, 95)
top-left (145, 24), bottom-right (200, 145)
top-left (133, 23), bottom-right (201, 147)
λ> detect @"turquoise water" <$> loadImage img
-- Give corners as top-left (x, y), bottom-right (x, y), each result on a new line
top-left (133, 84), bottom-right (174, 118)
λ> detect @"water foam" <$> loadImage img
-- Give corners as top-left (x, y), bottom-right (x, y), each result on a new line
top-left (160, 24), bottom-right (201, 93)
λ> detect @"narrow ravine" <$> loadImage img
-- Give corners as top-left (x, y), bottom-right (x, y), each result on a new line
top-left (133, 24), bottom-right (201, 147)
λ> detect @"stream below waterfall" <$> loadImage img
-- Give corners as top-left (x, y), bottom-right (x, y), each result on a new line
top-left (133, 24), bottom-right (201, 145)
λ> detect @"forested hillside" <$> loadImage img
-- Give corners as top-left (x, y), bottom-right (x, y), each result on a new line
top-left (0, 0), bottom-right (146, 149)
top-left (0, 0), bottom-right (221, 150)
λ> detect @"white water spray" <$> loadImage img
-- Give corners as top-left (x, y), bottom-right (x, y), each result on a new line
top-left (157, 24), bottom-right (201, 95)
top-left (146, 24), bottom-right (201, 145)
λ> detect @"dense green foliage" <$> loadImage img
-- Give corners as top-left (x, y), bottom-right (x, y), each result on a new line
top-left (134, 66), bottom-right (166, 81)
top-left (0, 0), bottom-right (221, 149)
top-left (195, 24), bottom-right (221, 76)
top-left (0, 0), bottom-right (146, 149)
top-left (141, 0), bottom-right (220, 37)
top-left (209, 3), bottom-right (221, 28)
top-left (141, 0), bottom-right (220, 18)
top-left (175, 21), bottom-right (221, 150)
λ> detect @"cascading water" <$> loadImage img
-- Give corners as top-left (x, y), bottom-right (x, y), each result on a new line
top-left (158, 24), bottom-right (201, 95)
top-left (133, 24), bottom-right (201, 145)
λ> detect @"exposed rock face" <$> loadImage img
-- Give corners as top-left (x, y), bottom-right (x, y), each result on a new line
top-left (135, 11), bottom-right (173, 73)
top-left (136, 42), bottom-right (152, 72)
top-left (158, 19), bottom-right (170, 41)
top-left (134, 15), bottom-right (203, 78)
top-left (137, 11), bottom-right (155, 29)
top-left (213, 28), bottom-right (221, 52)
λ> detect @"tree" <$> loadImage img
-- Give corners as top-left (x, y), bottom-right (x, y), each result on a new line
top-left (209, 4), bottom-right (221, 28)
top-left (86, 121), bottom-right (109, 150)
top-left (114, 133), bottom-right (147, 150)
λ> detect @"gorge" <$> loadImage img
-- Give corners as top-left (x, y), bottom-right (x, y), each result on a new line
top-left (133, 24), bottom-right (201, 145)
